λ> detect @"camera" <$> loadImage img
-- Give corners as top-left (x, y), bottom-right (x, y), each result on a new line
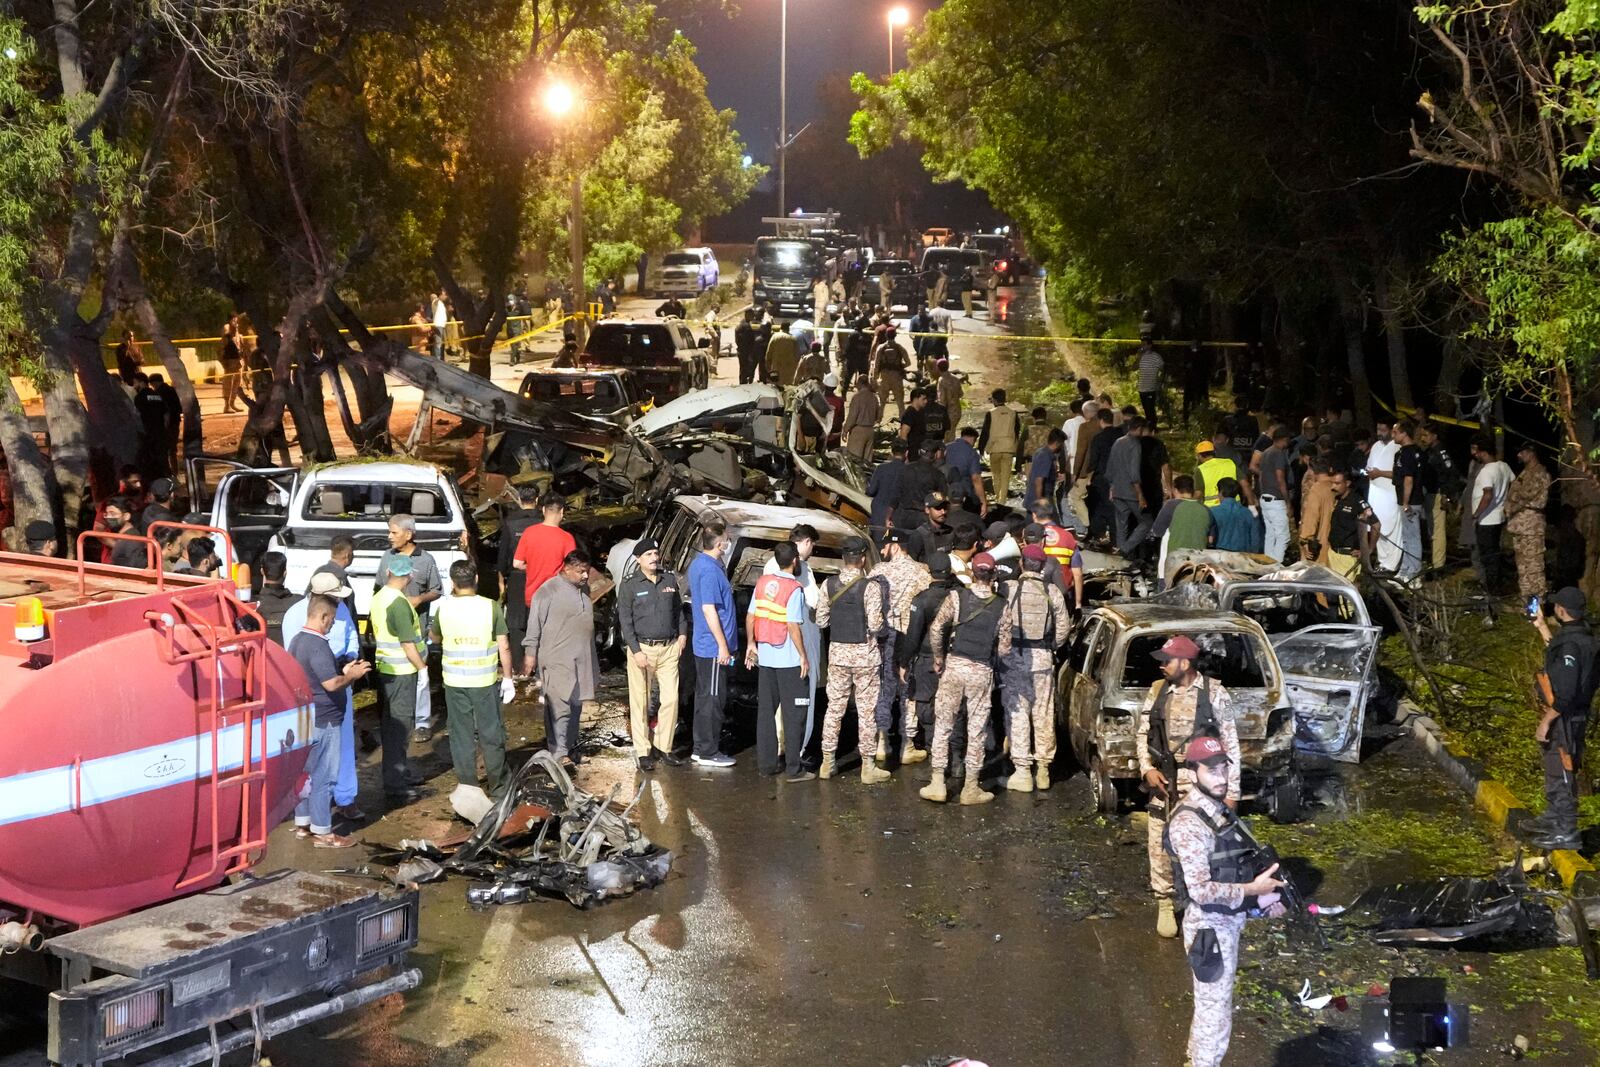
top-left (1362, 977), bottom-right (1469, 1054)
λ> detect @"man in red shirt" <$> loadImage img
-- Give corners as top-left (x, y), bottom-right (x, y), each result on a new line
top-left (513, 493), bottom-right (576, 604)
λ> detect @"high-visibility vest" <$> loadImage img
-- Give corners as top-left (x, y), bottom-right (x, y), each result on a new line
top-left (751, 574), bottom-right (801, 646)
top-left (435, 594), bottom-right (498, 689)
top-left (1042, 523), bottom-right (1078, 568)
top-left (1199, 457), bottom-right (1238, 507)
top-left (370, 585), bottom-right (420, 676)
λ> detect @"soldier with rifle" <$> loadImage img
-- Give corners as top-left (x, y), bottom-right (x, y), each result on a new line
top-left (1136, 635), bottom-right (1241, 939)
top-left (1524, 585), bottom-right (1599, 852)
top-left (1164, 735), bottom-right (1289, 1067)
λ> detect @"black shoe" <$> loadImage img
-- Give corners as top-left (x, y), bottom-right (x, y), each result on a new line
top-left (384, 788), bottom-right (422, 804)
top-left (656, 749), bottom-right (684, 767)
top-left (413, 727), bottom-right (433, 744)
top-left (1529, 829), bottom-right (1583, 852)
top-left (636, 754), bottom-right (658, 772)
top-left (1516, 811), bottom-right (1558, 839)
top-left (785, 770), bottom-right (818, 783)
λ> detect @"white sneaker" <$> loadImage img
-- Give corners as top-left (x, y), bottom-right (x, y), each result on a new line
top-left (692, 752), bottom-right (736, 768)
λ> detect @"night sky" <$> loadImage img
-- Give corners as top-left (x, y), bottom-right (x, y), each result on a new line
top-left (672, 0), bottom-right (939, 169)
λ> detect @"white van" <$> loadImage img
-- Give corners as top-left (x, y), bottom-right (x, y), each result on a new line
top-left (189, 457), bottom-right (471, 617)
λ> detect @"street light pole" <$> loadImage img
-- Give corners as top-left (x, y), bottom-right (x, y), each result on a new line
top-left (541, 80), bottom-right (586, 346)
top-left (887, 7), bottom-right (910, 77)
top-left (779, 0), bottom-right (787, 218)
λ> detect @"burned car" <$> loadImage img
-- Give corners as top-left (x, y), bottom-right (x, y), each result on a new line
top-left (518, 367), bottom-right (648, 428)
top-left (606, 495), bottom-right (877, 706)
top-left (1163, 551), bottom-right (1380, 762)
top-left (580, 319), bottom-right (712, 404)
top-left (1056, 602), bottom-right (1302, 821)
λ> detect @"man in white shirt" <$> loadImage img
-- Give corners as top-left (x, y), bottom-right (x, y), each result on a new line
top-left (1469, 433), bottom-right (1514, 604)
top-left (430, 291), bottom-right (449, 361)
top-left (1365, 419), bottom-right (1401, 572)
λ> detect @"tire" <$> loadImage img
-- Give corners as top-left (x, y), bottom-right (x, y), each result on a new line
top-left (1266, 776), bottom-right (1302, 824)
top-left (1090, 751), bottom-right (1118, 814)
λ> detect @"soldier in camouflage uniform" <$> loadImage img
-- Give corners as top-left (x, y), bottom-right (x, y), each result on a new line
top-left (921, 552), bottom-right (1013, 805)
top-left (815, 537), bottom-right (892, 783)
top-left (1135, 634), bottom-right (1240, 938)
top-left (1505, 442), bottom-right (1552, 601)
top-left (1165, 736), bottom-right (1286, 1067)
top-left (1001, 545), bottom-right (1071, 793)
top-left (870, 528), bottom-right (932, 764)
top-left (899, 551), bottom-right (962, 762)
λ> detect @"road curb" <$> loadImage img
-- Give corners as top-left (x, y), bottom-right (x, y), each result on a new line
top-left (1404, 702), bottom-right (1597, 895)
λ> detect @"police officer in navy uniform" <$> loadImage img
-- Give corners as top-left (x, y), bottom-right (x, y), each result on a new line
top-left (1525, 586), bottom-right (1599, 851)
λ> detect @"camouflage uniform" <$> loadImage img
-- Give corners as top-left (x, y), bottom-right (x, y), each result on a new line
top-left (815, 565), bottom-right (886, 758)
top-left (1000, 574), bottom-right (1071, 769)
top-left (928, 582), bottom-right (1014, 778)
top-left (1505, 462), bottom-right (1552, 600)
top-left (1562, 471), bottom-right (1600, 601)
top-left (1168, 790), bottom-right (1251, 1067)
top-left (869, 554), bottom-right (932, 741)
top-left (1135, 676), bottom-right (1240, 899)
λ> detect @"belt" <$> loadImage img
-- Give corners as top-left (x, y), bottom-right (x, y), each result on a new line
top-left (1261, 495), bottom-right (1280, 502)
top-left (639, 636), bottom-right (678, 645)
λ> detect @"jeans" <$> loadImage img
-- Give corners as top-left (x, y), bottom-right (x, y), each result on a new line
top-left (1398, 504), bottom-right (1424, 580)
top-left (1260, 498), bottom-right (1290, 562)
top-left (430, 330), bottom-right (444, 360)
top-left (294, 720), bottom-right (341, 836)
top-left (378, 671), bottom-right (417, 793)
top-left (1473, 521), bottom-right (1505, 595)
top-left (1113, 497), bottom-right (1152, 556)
top-left (413, 639), bottom-right (433, 727)
top-left (693, 655), bottom-right (729, 758)
top-left (334, 697), bottom-right (357, 807)
top-left (757, 664), bottom-right (809, 775)
top-left (445, 685), bottom-right (508, 797)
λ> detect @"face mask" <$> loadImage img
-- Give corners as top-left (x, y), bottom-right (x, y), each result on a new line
top-left (104, 516), bottom-right (124, 531)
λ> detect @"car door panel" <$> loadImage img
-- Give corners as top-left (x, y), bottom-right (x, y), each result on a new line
top-left (1272, 623), bottom-right (1382, 761)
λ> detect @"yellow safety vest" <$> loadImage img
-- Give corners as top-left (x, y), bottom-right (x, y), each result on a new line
top-left (370, 585), bottom-right (420, 676)
top-left (1199, 457), bottom-right (1238, 508)
top-left (435, 594), bottom-right (498, 689)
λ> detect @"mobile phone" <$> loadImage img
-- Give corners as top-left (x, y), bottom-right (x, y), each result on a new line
top-left (1527, 595), bottom-right (1542, 619)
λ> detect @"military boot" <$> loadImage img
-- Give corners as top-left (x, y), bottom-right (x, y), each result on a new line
top-left (861, 760), bottom-right (891, 784)
top-left (1034, 764), bottom-right (1051, 790)
top-left (819, 753), bottom-right (836, 780)
top-left (901, 742), bottom-right (929, 765)
top-left (919, 770), bottom-right (947, 803)
top-left (876, 735), bottom-right (889, 764)
top-left (1156, 898), bottom-right (1178, 939)
top-left (959, 779), bottom-right (995, 805)
top-left (1005, 767), bottom-right (1034, 793)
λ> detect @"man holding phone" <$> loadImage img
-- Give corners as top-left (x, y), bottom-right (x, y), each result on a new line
top-left (1526, 586), bottom-right (1598, 852)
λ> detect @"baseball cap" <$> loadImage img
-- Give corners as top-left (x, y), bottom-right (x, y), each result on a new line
top-left (1021, 544), bottom-right (1046, 562)
top-left (1151, 635), bottom-right (1201, 661)
top-left (823, 372), bottom-right (839, 388)
top-left (23, 519), bottom-right (54, 542)
top-left (841, 535), bottom-right (870, 557)
top-left (984, 520), bottom-right (1011, 542)
top-left (632, 538), bottom-right (660, 558)
top-left (883, 529), bottom-right (914, 547)
top-left (1195, 440), bottom-right (1215, 456)
top-left (149, 476), bottom-right (175, 498)
top-left (1551, 586), bottom-right (1587, 618)
top-left (924, 492), bottom-right (949, 510)
top-left (308, 570), bottom-right (353, 598)
top-left (971, 552), bottom-right (997, 573)
top-left (386, 554), bottom-right (415, 578)
top-left (925, 550), bottom-right (952, 578)
top-left (1183, 735), bottom-right (1230, 767)
top-left (1022, 522), bottom-right (1046, 544)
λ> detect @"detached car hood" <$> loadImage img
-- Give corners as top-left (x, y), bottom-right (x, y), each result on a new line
top-left (630, 384), bottom-right (785, 440)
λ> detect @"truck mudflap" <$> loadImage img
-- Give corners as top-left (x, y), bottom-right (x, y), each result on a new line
top-left (45, 870), bottom-right (419, 1067)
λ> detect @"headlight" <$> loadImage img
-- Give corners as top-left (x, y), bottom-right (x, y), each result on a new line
top-left (359, 905), bottom-right (410, 957)
top-left (102, 988), bottom-right (164, 1046)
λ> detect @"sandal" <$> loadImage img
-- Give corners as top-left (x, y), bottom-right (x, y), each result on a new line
top-left (312, 833), bottom-right (357, 849)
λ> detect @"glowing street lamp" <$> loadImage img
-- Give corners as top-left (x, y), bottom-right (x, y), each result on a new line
top-left (887, 7), bottom-right (910, 75)
top-left (542, 80), bottom-right (578, 119)
top-left (540, 80), bottom-right (587, 344)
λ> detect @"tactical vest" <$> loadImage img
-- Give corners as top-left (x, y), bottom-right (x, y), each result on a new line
top-left (950, 588), bottom-right (1005, 662)
top-left (370, 585), bottom-right (420, 677)
top-left (1199, 457), bottom-right (1237, 507)
top-left (988, 407), bottom-right (1020, 453)
top-left (1147, 679), bottom-right (1218, 768)
top-left (826, 574), bottom-right (881, 644)
top-left (923, 402), bottom-right (949, 442)
top-left (436, 594), bottom-right (497, 689)
top-left (1163, 801), bottom-right (1253, 915)
top-left (752, 574), bottom-right (802, 646)
top-left (1010, 574), bottom-right (1056, 650)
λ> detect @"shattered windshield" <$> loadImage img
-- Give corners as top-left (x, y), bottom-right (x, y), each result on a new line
top-left (1231, 588), bottom-right (1362, 633)
top-left (804, 448), bottom-right (871, 492)
top-left (1274, 628), bottom-right (1374, 682)
top-left (1121, 631), bottom-right (1271, 690)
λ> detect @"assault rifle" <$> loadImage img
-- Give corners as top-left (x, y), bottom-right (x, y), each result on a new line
top-left (1228, 813), bottom-right (1327, 949)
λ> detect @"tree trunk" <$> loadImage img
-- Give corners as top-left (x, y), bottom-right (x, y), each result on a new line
top-left (1337, 282), bottom-right (1374, 429)
top-left (1374, 267), bottom-right (1413, 411)
top-left (0, 377), bottom-right (61, 549)
top-left (294, 360), bottom-right (337, 462)
top-left (1434, 337), bottom-right (1465, 415)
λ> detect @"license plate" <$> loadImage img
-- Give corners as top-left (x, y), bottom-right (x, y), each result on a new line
top-left (170, 960), bottom-right (231, 1006)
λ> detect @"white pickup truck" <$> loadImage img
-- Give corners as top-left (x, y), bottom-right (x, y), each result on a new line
top-left (187, 457), bottom-right (472, 616)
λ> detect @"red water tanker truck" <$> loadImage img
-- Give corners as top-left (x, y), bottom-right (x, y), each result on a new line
top-left (0, 527), bottom-right (418, 1066)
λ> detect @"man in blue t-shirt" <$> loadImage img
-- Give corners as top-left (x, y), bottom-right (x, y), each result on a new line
top-left (1211, 477), bottom-right (1264, 553)
top-left (688, 519), bottom-right (738, 767)
top-left (288, 594), bottom-right (371, 848)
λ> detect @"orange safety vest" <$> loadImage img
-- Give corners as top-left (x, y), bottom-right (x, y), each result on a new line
top-left (1042, 523), bottom-right (1078, 567)
top-left (751, 574), bottom-right (802, 646)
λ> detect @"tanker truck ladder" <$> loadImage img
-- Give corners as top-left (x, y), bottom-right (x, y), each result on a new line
top-left (156, 583), bottom-right (273, 892)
